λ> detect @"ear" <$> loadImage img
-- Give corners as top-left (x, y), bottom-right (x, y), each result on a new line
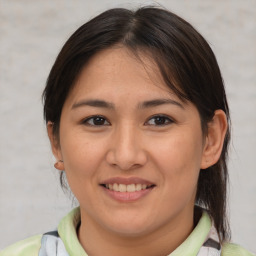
top-left (47, 122), bottom-right (64, 171)
top-left (200, 110), bottom-right (228, 169)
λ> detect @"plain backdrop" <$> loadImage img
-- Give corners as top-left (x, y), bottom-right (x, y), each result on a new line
top-left (0, 0), bottom-right (255, 253)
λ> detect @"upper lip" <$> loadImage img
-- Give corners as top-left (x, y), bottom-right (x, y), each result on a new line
top-left (100, 177), bottom-right (155, 186)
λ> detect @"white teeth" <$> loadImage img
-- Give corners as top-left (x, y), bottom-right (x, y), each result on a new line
top-left (136, 184), bottom-right (142, 191)
top-left (119, 184), bottom-right (126, 192)
top-left (127, 184), bottom-right (136, 192)
top-left (105, 183), bottom-right (152, 192)
top-left (113, 183), bottom-right (119, 191)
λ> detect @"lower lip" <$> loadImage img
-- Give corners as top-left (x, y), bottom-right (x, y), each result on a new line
top-left (101, 186), bottom-right (154, 202)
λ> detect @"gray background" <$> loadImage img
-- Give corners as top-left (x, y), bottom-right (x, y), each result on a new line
top-left (0, 0), bottom-right (255, 253)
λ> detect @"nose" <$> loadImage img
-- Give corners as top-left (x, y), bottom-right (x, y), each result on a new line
top-left (106, 123), bottom-right (147, 171)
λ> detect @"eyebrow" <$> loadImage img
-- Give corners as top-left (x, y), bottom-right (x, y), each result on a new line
top-left (138, 99), bottom-right (184, 109)
top-left (72, 99), bottom-right (115, 109)
top-left (71, 98), bottom-right (184, 110)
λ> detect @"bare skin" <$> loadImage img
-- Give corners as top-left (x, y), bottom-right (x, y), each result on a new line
top-left (48, 47), bottom-right (227, 256)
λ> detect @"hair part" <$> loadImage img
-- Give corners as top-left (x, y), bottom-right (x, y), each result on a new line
top-left (43, 6), bottom-right (231, 241)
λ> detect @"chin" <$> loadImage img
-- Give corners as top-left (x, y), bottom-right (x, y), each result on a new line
top-left (103, 216), bottom-right (155, 237)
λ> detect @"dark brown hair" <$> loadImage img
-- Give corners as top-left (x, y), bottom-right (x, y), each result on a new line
top-left (43, 6), bottom-right (230, 241)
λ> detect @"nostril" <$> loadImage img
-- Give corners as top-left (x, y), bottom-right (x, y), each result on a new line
top-left (105, 142), bottom-right (147, 171)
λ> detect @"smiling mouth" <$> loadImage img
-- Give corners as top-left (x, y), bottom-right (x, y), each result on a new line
top-left (100, 183), bottom-right (155, 192)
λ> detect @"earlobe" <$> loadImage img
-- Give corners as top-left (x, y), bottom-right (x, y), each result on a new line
top-left (54, 160), bottom-right (65, 171)
top-left (201, 110), bottom-right (228, 169)
top-left (47, 122), bottom-right (64, 170)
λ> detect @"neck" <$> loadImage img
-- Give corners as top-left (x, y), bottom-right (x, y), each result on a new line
top-left (78, 208), bottom-right (195, 256)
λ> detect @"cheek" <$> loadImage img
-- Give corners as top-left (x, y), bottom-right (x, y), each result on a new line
top-left (150, 129), bottom-right (203, 199)
top-left (151, 129), bottom-right (203, 170)
top-left (59, 136), bottom-right (107, 206)
top-left (60, 131), bottom-right (107, 182)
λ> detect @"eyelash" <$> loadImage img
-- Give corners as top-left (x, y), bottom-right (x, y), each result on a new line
top-left (81, 115), bottom-right (174, 127)
top-left (145, 115), bottom-right (174, 126)
top-left (82, 115), bottom-right (110, 126)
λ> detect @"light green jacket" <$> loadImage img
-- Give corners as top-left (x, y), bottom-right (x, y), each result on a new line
top-left (0, 208), bottom-right (254, 256)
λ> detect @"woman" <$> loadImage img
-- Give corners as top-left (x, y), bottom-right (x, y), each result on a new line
top-left (0, 6), bottom-right (254, 256)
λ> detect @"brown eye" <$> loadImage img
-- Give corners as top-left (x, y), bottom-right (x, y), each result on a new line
top-left (83, 116), bottom-right (110, 126)
top-left (146, 115), bottom-right (173, 126)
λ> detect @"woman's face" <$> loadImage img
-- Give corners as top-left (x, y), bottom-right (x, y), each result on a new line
top-left (52, 47), bottom-right (208, 237)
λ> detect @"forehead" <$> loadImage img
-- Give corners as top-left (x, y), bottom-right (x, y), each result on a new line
top-left (67, 46), bottom-right (180, 103)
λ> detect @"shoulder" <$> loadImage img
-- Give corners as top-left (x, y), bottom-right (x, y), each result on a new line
top-left (0, 235), bottom-right (42, 256)
top-left (222, 242), bottom-right (255, 256)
